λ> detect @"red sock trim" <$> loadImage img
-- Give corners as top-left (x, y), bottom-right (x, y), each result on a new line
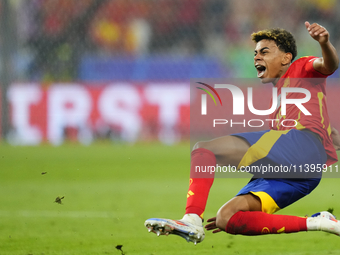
top-left (226, 211), bottom-right (307, 235)
top-left (185, 148), bottom-right (216, 217)
top-left (189, 148), bottom-right (216, 179)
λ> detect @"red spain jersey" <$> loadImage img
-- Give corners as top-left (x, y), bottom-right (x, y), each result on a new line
top-left (269, 56), bottom-right (337, 166)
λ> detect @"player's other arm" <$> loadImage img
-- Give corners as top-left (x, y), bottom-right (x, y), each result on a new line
top-left (305, 21), bottom-right (339, 75)
top-left (331, 127), bottom-right (340, 150)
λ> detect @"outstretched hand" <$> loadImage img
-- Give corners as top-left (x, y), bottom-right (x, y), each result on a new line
top-left (204, 217), bottom-right (223, 234)
top-left (305, 21), bottom-right (329, 44)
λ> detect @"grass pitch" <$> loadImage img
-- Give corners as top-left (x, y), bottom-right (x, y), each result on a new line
top-left (0, 142), bottom-right (340, 254)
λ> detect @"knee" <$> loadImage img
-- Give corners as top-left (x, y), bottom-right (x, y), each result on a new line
top-left (192, 140), bottom-right (230, 156)
top-left (192, 141), bottom-right (208, 151)
top-left (215, 207), bottom-right (235, 231)
top-left (192, 136), bottom-right (249, 166)
top-left (192, 139), bottom-right (234, 160)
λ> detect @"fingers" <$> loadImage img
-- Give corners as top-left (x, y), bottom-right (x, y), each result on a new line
top-left (306, 22), bottom-right (329, 43)
top-left (312, 26), bottom-right (327, 36)
top-left (306, 22), bottom-right (319, 31)
top-left (205, 221), bottom-right (217, 230)
top-left (205, 222), bottom-right (223, 233)
top-left (205, 223), bottom-right (222, 233)
top-left (205, 218), bottom-right (219, 231)
top-left (205, 217), bottom-right (216, 230)
top-left (306, 22), bottom-right (327, 36)
top-left (212, 229), bottom-right (222, 234)
top-left (206, 217), bottom-right (216, 222)
top-left (205, 217), bottom-right (224, 234)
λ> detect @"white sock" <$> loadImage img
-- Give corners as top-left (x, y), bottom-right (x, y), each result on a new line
top-left (306, 217), bottom-right (320, 231)
top-left (181, 213), bottom-right (203, 226)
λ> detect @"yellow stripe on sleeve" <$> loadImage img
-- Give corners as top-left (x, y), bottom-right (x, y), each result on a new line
top-left (317, 92), bottom-right (325, 128)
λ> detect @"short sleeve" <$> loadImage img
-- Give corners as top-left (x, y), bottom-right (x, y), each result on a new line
top-left (304, 57), bottom-right (332, 78)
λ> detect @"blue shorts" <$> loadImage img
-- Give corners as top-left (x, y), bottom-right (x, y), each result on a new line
top-left (232, 129), bottom-right (327, 214)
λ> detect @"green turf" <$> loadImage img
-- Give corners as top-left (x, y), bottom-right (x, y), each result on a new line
top-left (0, 142), bottom-right (340, 254)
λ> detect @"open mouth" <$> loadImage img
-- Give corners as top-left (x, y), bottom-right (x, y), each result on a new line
top-left (255, 64), bottom-right (266, 78)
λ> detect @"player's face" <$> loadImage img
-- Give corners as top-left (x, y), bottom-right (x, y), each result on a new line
top-left (254, 39), bottom-right (288, 83)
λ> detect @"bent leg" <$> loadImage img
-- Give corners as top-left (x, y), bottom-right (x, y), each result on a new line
top-left (186, 136), bottom-right (250, 218)
top-left (193, 135), bottom-right (250, 166)
top-left (207, 177), bottom-right (322, 235)
top-left (206, 129), bottom-right (328, 235)
top-left (215, 194), bottom-right (261, 229)
top-left (206, 194), bottom-right (308, 235)
top-left (205, 193), bottom-right (261, 233)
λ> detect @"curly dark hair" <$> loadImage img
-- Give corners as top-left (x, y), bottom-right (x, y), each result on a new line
top-left (251, 28), bottom-right (297, 62)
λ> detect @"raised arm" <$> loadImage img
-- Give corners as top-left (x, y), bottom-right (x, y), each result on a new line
top-left (305, 21), bottom-right (339, 75)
